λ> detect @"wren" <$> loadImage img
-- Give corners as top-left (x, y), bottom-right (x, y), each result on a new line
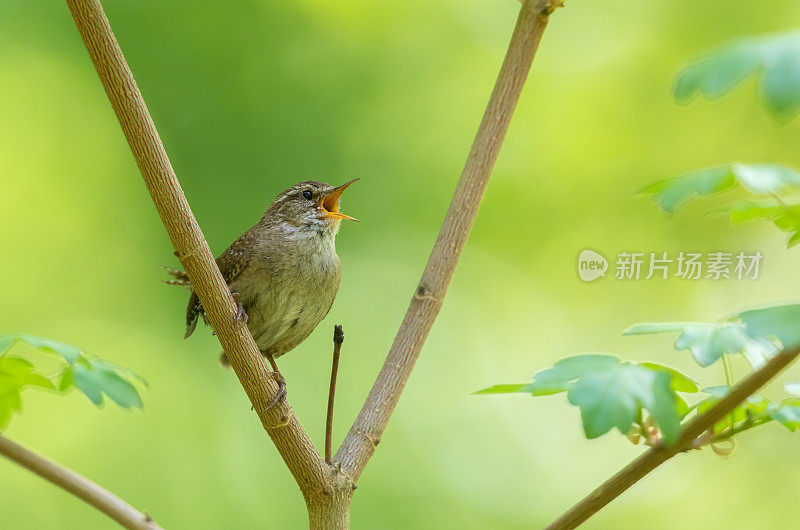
top-left (166, 179), bottom-right (358, 406)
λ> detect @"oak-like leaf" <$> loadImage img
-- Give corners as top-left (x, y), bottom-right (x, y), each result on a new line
top-left (639, 164), bottom-right (800, 213)
top-left (624, 322), bottom-right (776, 368)
top-left (675, 32), bottom-right (800, 122)
top-left (477, 355), bottom-right (688, 444)
top-left (70, 359), bottom-right (144, 409)
top-left (712, 199), bottom-right (800, 248)
top-left (735, 303), bottom-right (800, 351)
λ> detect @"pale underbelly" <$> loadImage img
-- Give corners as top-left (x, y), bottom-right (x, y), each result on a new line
top-left (246, 291), bottom-right (334, 358)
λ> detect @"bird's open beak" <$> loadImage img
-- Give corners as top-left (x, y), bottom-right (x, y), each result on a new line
top-left (319, 178), bottom-right (359, 221)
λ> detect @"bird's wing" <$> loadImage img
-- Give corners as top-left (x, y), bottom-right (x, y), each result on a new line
top-left (184, 229), bottom-right (257, 338)
top-left (215, 229), bottom-right (257, 285)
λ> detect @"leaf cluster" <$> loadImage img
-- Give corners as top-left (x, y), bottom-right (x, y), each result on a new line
top-left (640, 164), bottom-right (800, 247)
top-left (641, 32), bottom-right (800, 246)
top-left (674, 32), bottom-right (800, 122)
top-left (0, 333), bottom-right (146, 429)
top-left (689, 384), bottom-right (800, 441)
top-left (478, 303), bottom-right (800, 447)
top-left (478, 355), bottom-right (692, 444)
top-left (480, 28), bottom-right (800, 455)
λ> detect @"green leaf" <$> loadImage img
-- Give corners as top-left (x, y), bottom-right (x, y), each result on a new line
top-left (675, 40), bottom-right (764, 101)
top-left (646, 372), bottom-right (683, 444)
top-left (566, 362), bottom-right (681, 444)
top-left (0, 333), bottom-right (84, 364)
top-left (761, 38), bottom-right (800, 119)
top-left (675, 394), bottom-right (691, 418)
top-left (0, 405), bottom-right (11, 429)
top-left (712, 199), bottom-right (800, 248)
top-left (101, 361), bottom-right (150, 389)
top-left (639, 167), bottom-right (735, 213)
top-left (0, 355), bottom-right (59, 429)
top-left (638, 362), bottom-right (699, 393)
top-left (0, 357), bottom-right (54, 390)
top-left (0, 374), bottom-right (26, 429)
top-left (526, 354), bottom-right (620, 396)
top-left (639, 164), bottom-right (800, 213)
top-left (0, 357), bottom-right (34, 374)
top-left (473, 384), bottom-right (528, 395)
top-left (625, 322), bottom-right (776, 368)
top-left (695, 387), bottom-right (773, 433)
top-left (477, 355), bottom-right (685, 444)
top-left (745, 395), bottom-right (771, 416)
top-left (71, 359), bottom-right (143, 409)
top-left (0, 333), bottom-right (148, 428)
top-left (785, 381), bottom-right (800, 396)
top-left (0, 386), bottom-right (22, 430)
top-left (58, 366), bottom-right (73, 392)
top-left (674, 324), bottom-right (772, 368)
top-left (624, 323), bottom-right (694, 335)
top-left (701, 385), bottom-right (731, 399)
top-left (0, 335), bottom-right (17, 355)
top-left (770, 403), bottom-right (800, 431)
top-left (675, 32), bottom-right (800, 122)
top-left (736, 303), bottom-right (800, 351)
top-left (714, 199), bottom-right (788, 223)
top-left (12, 371), bottom-right (54, 390)
top-left (728, 164), bottom-right (800, 193)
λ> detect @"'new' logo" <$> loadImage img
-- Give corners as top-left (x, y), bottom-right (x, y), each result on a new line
top-left (578, 249), bottom-right (608, 282)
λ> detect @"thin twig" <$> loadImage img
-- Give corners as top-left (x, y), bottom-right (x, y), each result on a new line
top-left (546, 345), bottom-right (800, 530)
top-left (65, 0), bottom-right (330, 498)
top-left (0, 434), bottom-right (162, 530)
top-left (326, 325), bottom-right (344, 463)
top-left (722, 353), bottom-right (736, 435)
top-left (334, 0), bottom-right (563, 482)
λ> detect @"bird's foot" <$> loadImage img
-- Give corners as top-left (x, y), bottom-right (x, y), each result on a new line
top-left (264, 371), bottom-right (287, 411)
top-left (232, 294), bottom-right (248, 327)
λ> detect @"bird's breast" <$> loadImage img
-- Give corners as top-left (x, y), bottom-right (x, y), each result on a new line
top-left (239, 237), bottom-right (341, 357)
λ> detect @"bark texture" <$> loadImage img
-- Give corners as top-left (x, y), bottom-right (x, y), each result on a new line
top-left (334, 0), bottom-right (563, 482)
top-left (65, 0), bottom-right (332, 500)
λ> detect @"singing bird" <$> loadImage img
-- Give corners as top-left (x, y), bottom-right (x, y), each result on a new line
top-left (166, 179), bottom-right (358, 405)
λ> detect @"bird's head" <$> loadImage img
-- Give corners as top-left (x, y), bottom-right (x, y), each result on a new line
top-left (265, 179), bottom-right (359, 236)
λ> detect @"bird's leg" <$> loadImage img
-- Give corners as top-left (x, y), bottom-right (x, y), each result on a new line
top-left (231, 293), bottom-right (248, 327)
top-left (263, 351), bottom-right (287, 410)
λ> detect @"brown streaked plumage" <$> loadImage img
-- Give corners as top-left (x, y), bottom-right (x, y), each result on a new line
top-left (166, 179), bottom-right (358, 404)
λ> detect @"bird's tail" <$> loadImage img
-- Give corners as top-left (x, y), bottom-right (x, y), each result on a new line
top-left (162, 266), bottom-right (191, 288)
top-left (162, 266), bottom-right (203, 338)
top-left (185, 291), bottom-right (203, 339)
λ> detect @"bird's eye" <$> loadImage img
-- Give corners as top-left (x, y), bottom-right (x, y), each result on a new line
top-left (302, 190), bottom-right (313, 200)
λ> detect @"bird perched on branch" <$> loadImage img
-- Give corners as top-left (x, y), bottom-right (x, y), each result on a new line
top-left (165, 179), bottom-right (358, 406)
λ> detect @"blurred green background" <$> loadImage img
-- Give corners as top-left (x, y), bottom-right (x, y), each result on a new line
top-left (2, 0), bottom-right (800, 528)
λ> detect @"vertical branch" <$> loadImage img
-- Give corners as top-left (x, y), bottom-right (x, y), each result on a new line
top-left (334, 0), bottom-right (563, 481)
top-left (326, 325), bottom-right (344, 463)
top-left (65, 0), bottom-right (330, 500)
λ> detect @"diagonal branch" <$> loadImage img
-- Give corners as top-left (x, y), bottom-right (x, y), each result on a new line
top-left (65, 0), bottom-right (331, 500)
top-left (0, 434), bottom-right (163, 530)
top-left (546, 345), bottom-right (800, 530)
top-left (334, 0), bottom-right (564, 481)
